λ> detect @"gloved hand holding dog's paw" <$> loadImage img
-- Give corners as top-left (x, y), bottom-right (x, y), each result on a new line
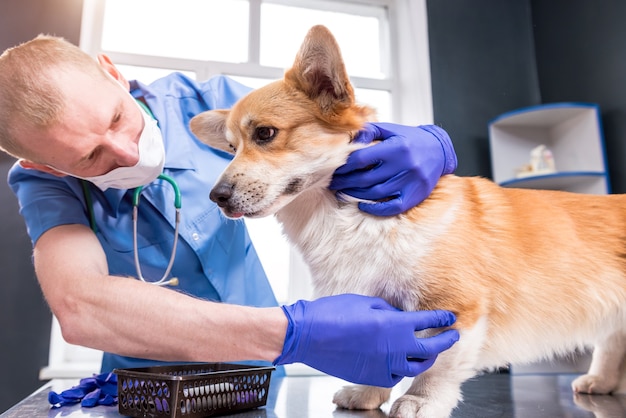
top-left (273, 294), bottom-right (459, 387)
top-left (330, 122), bottom-right (457, 216)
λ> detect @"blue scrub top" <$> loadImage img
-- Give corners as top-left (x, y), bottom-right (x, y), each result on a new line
top-left (8, 74), bottom-right (280, 372)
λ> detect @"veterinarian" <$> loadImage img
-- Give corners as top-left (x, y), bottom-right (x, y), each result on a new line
top-left (0, 36), bottom-right (459, 389)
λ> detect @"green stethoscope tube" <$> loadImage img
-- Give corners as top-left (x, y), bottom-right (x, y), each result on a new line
top-left (133, 173), bottom-right (181, 286)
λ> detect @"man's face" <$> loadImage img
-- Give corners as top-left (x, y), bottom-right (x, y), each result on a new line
top-left (20, 68), bottom-right (144, 178)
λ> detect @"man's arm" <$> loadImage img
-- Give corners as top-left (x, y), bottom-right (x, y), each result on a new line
top-left (36, 224), bottom-right (458, 387)
top-left (35, 224), bottom-right (287, 363)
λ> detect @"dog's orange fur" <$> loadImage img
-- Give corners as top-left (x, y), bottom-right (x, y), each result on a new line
top-left (415, 177), bottom-right (626, 327)
top-left (190, 25), bottom-right (626, 418)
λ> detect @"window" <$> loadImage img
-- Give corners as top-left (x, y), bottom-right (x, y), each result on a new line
top-left (80, 0), bottom-right (431, 305)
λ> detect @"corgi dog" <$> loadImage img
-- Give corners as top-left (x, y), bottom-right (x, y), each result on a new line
top-left (189, 25), bottom-right (626, 418)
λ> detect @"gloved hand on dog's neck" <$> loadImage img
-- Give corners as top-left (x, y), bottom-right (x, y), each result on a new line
top-left (274, 294), bottom-right (459, 387)
top-left (330, 122), bottom-right (457, 216)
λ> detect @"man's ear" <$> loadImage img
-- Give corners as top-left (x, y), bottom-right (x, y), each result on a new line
top-left (19, 159), bottom-right (67, 177)
top-left (189, 110), bottom-right (235, 154)
top-left (285, 25), bottom-right (354, 115)
top-left (97, 53), bottom-right (131, 92)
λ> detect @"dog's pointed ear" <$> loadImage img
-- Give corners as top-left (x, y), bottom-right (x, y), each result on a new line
top-left (285, 25), bottom-right (354, 115)
top-left (190, 110), bottom-right (235, 154)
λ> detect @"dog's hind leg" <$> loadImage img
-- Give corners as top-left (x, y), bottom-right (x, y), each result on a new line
top-left (572, 330), bottom-right (626, 394)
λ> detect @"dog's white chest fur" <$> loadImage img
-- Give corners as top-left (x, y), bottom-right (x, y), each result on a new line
top-left (276, 188), bottom-right (441, 311)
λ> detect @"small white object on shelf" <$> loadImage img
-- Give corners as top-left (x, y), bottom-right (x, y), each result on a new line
top-left (515, 144), bottom-right (557, 178)
top-left (489, 102), bottom-right (610, 194)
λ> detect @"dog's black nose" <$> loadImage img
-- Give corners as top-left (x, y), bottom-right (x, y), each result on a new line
top-left (210, 183), bottom-right (233, 207)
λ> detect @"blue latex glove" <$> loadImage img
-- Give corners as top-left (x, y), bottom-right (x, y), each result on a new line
top-left (330, 122), bottom-right (457, 216)
top-left (49, 372), bottom-right (117, 408)
top-left (273, 294), bottom-right (459, 387)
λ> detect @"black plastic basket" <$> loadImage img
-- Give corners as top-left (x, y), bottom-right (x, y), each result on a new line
top-left (114, 363), bottom-right (274, 417)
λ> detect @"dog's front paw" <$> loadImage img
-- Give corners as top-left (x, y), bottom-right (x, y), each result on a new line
top-left (572, 374), bottom-right (617, 394)
top-left (389, 394), bottom-right (454, 418)
top-left (332, 385), bottom-right (391, 410)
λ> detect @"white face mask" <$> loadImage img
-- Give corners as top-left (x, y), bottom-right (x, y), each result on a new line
top-left (52, 101), bottom-right (166, 191)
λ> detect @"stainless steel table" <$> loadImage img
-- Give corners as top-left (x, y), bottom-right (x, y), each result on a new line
top-left (2, 372), bottom-right (625, 417)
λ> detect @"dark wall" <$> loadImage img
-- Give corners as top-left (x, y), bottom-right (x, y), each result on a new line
top-left (531, 0), bottom-right (626, 193)
top-left (427, 0), bottom-right (626, 194)
top-left (0, 0), bottom-right (83, 412)
top-left (427, 0), bottom-right (541, 178)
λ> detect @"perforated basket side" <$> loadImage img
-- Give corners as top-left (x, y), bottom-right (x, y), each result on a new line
top-left (176, 369), bottom-right (272, 416)
top-left (115, 363), bottom-right (274, 418)
top-left (117, 371), bottom-right (180, 417)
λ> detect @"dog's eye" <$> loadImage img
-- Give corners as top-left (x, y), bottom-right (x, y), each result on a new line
top-left (254, 126), bottom-right (278, 143)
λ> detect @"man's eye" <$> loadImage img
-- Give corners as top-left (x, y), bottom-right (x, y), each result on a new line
top-left (254, 126), bottom-right (278, 143)
top-left (86, 148), bottom-right (99, 161)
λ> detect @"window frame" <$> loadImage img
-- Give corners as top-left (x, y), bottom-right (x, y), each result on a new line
top-left (79, 0), bottom-right (432, 305)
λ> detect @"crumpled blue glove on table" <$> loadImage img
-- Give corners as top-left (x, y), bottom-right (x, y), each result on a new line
top-left (274, 294), bottom-right (459, 388)
top-left (49, 372), bottom-right (117, 408)
top-left (330, 122), bottom-right (458, 216)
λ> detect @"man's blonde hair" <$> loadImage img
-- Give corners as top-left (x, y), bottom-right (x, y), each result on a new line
top-left (0, 35), bottom-right (106, 160)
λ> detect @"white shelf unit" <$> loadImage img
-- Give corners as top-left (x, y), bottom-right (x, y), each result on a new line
top-left (489, 102), bottom-right (610, 194)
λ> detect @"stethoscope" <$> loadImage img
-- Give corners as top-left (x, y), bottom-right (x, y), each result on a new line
top-left (81, 173), bottom-right (181, 287)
